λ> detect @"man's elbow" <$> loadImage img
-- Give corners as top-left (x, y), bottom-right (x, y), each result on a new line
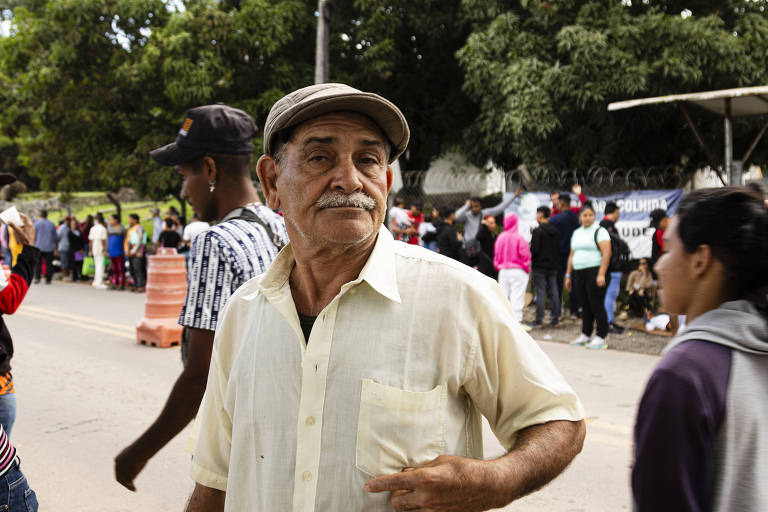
top-left (571, 419), bottom-right (586, 456)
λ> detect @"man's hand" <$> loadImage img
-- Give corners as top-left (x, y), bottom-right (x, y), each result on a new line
top-left (10, 213), bottom-right (35, 246)
top-left (115, 444), bottom-right (149, 491)
top-left (571, 184), bottom-right (582, 195)
top-left (365, 455), bottom-right (505, 512)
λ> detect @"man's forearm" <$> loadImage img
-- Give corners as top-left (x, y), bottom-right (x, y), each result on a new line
top-left (186, 483), bottom-right (225, 512)
top-left (488, 420), bottom-right (585, 505)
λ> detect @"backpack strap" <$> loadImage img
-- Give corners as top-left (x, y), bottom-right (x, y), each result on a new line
top-left (230, 207), bottom-right (286, 251)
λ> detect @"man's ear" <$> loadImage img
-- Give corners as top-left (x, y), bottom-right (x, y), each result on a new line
top-left (202, 156), bottom-right (218, 184)
top-left (256, 155), bottom-right (281, 210)
top-left (386, 165), bottom-right (394, 195)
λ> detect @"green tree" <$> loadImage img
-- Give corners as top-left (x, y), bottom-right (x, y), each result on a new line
top-left (457, 0), bottom-right (768, 173)
top-left (0, 0), bottom-right (314, 201)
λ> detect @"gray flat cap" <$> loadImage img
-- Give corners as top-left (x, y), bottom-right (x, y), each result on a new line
top-left (263, 83), bottom-right (410, 163)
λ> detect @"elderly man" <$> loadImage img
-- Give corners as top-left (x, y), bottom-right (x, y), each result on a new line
top-left (186, 84), bottom-right (585, 512)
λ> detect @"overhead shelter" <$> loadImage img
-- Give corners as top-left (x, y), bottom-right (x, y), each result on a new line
top-left (608, 85), bottom-right (768, 185)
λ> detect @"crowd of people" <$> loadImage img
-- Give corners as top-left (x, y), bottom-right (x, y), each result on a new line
top-left (0, 83), bottom-right (764, 512)
top-left (388, 185), bottom-right (669, 349)
top-left (26, 207), bottom-right (210, 293)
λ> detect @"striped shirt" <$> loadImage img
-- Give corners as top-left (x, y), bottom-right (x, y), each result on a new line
top-left (0, 425), bottom-right (18, 478)
top-left (179, 205), bottom-right (288, 331)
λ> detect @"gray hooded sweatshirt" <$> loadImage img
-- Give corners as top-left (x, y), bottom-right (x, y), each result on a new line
top-left (633, 300), bottom-right (768, 512)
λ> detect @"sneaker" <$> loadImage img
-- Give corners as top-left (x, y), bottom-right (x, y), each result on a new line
top-left (607, 323), bottom-right (624, 334)
top-left (570, 334), bottom-right (590, 346)
top-left (586, 336), bottom-right (607, 350)
top-left (521, 323), bottom-right (533, 332)
top-left (549, 320), bottom-right (559, 328)
top-left (525, 322), bottom-right (542, 330)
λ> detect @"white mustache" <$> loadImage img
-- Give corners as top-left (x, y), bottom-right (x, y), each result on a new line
top-left (316, 191), bottom-right (376, 210)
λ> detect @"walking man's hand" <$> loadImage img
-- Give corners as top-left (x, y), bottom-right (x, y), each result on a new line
top-left (365, 455), bottom-right (504, 512)
top-left (9, 213), bottom-right (35, 247)
top-left (115, 444), bottom-right (149, 492)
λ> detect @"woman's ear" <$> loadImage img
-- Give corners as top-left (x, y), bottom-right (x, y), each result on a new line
top-left (690, 244), bottom-right (714, 280)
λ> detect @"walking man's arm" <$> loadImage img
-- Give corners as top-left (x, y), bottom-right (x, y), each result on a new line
top-left (114, 327), bottom-right (214, 491)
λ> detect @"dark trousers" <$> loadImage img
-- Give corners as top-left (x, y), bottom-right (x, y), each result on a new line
top-left (573, 266), bottom-right (610, 338)
top-left (557, 254), bottom-right (579, 315)
top-left (129, 255), bottom-right (146, 288)
top-left (533, 270), bottom-right (561, 325)
top-left (34, 251), bottom-right (54, 283)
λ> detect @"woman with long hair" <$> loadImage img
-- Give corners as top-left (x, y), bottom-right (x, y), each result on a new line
top-left (565, 204), bottom-right (612, 349)
top-left (633, 187), bottom-right (768, 511)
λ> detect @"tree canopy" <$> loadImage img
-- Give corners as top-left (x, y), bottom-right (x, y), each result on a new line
top-left (1, 0), bottom-right (767, 194)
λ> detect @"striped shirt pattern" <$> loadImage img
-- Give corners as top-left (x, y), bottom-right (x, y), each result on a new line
top-left (0, 372), bottom-right (14, 396)
top-left (0, 425), bottom-right (17, 478)
top-left (179, 205), bottom-right (288, 331)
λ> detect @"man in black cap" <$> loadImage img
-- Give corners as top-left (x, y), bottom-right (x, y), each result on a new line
top-left (114, 104), bottom-right (288, 492)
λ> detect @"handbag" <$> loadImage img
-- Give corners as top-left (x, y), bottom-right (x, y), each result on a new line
top-left (81, 255), bottom-right (95, 277)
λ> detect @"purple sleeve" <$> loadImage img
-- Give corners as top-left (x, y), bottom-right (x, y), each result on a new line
top-left (632, 340), bottom-right (731, 512)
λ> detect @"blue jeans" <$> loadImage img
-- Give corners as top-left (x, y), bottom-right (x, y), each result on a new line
top-left (0, 461), bottom-right (37, 511)
top-left (604, 271), bottom-right (623, 323)
top-left (0, 394), bottom-right (16, 438)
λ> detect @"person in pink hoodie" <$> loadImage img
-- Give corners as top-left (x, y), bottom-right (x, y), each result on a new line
top-left (494, 211), bottom-right (531, 324)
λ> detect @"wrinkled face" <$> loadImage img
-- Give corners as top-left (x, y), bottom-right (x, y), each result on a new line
top-left (470, 201), bottom-right (482, 215)
top-left (656, 217), bottom-right (688, 315)
top-left (265, 112), bottom-right (393, 248)
top-left (579, 209), bottom-right (595, 227)
top-left (178, 160), bottom-right (217, 223)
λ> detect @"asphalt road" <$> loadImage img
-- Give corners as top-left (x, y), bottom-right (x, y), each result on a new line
top-left (7, 280), bottom-right (659, 511)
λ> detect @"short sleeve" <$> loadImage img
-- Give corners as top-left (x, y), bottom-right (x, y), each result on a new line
top-left (596, 227), bottom-right (611, 243)
top-left (463, 282), bottom-right (584, 450)
top-left (179, 232), bottom-right (239, 331)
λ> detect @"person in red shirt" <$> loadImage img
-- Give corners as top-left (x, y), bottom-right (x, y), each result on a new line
top-left (405, 200), bottom-right (423, 245)
top-left (552, 184), bottom-right (587, 215)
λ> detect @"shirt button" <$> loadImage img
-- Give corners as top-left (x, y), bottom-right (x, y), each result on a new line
top-left (306, 416), bottom-right (316, 426)
top-left (302, 470), bottom-right (312, 481)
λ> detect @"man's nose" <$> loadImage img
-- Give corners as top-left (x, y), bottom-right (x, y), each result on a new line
top-left (330, 155), bottom-right (363, 193)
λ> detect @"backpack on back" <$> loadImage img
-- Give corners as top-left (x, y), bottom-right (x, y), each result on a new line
top-left (594, 227), bottom-right (631, 273)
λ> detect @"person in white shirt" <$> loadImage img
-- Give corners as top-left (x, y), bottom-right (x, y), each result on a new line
top-left (180, 214), bottom-right (209, 264)
top-left (186, 83), bottom-right (585, 512)
top-left (88, 213), bottom-right (108, 289)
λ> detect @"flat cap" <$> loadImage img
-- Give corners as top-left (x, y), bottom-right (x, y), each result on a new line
top-left (263, 83), bottom-right (410, 163)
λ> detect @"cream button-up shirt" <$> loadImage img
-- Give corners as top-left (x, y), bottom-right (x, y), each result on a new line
top-left (191, 226), bottom-right (584, 511)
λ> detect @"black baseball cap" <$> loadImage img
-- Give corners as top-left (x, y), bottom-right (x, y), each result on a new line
top-left (150, 104), bottom-right (258, 166)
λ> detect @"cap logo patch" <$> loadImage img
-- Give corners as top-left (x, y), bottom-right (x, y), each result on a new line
top-left (179, 118), bottom-right (194, 136)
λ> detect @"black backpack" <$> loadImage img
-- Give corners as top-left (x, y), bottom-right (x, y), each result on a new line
top-left (594, 227), bottom-right (631, 273)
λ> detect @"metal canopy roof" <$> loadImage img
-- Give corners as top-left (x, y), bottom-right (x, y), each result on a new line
top-left (608, 85), bottom-right (768, 117)
top-left (607, 85), bottom-right (768, 185)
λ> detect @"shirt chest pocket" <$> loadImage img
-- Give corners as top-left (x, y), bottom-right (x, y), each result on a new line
top-left (355, 379), bottom-right (447, 477)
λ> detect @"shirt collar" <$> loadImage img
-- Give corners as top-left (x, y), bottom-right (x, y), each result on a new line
top-left (259, 224), bottom-right (401, 304)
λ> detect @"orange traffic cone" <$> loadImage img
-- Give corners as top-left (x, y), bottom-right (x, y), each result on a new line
top-left (136, 247), bottom-right (188, 348)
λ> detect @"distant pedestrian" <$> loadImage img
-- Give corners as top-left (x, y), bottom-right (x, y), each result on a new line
top-left (530, 206), bottom-right (561, 327)
top-left (600, 201), bottom-right (625, 334)
top-left (89, 213), bottom-right (108, 289)
top-left (566, 204), bottom-right (612, 350)
top-left (474, 214), bottom-right (497, 278)
top-left (404, 200), bottom-right (423, 245)
top-left (124, 214), bottom-right (147, 292)
top-left (107, 215), bottom-right (126, 290)
top-left (33, 209), bottom-right (57, 284)
top-left (434, 205), bottom-right (462, 261)
top-left (455, 188), bottom-right (521, 250)
top-left (67, 218), bottom-right (84, 282)
top-left (417, 209), bottom-right (438, 251)
top-left (388, 196), bottom-right (412, 241)
top-left (56, 218), bottom-right (71, 279)
top-left (551, 184), bottom-right (587, 215)
top-left (633, 187), bottom-right (768, 511)
top-left (494, 211), bottom-right (531, 325)
top-left (180, 214), bottom-right (208, 255)
top-left (624, 259), bottom-right (654, 317)
top-left (150, 207), bottom-right (163, 248)
top-left (648, 208), bottom-right (668, 279)
top-left (550, 192), bottom-right (581, 317)
top-left (158, 218), bottom-right (182, 249)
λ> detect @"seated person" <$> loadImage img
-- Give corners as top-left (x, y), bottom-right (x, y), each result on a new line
top-left (624, 258), bottom-right (655, 317)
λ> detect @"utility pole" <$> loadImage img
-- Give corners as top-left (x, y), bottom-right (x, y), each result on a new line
top-left (314, 0), bottom-right (331, 84)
